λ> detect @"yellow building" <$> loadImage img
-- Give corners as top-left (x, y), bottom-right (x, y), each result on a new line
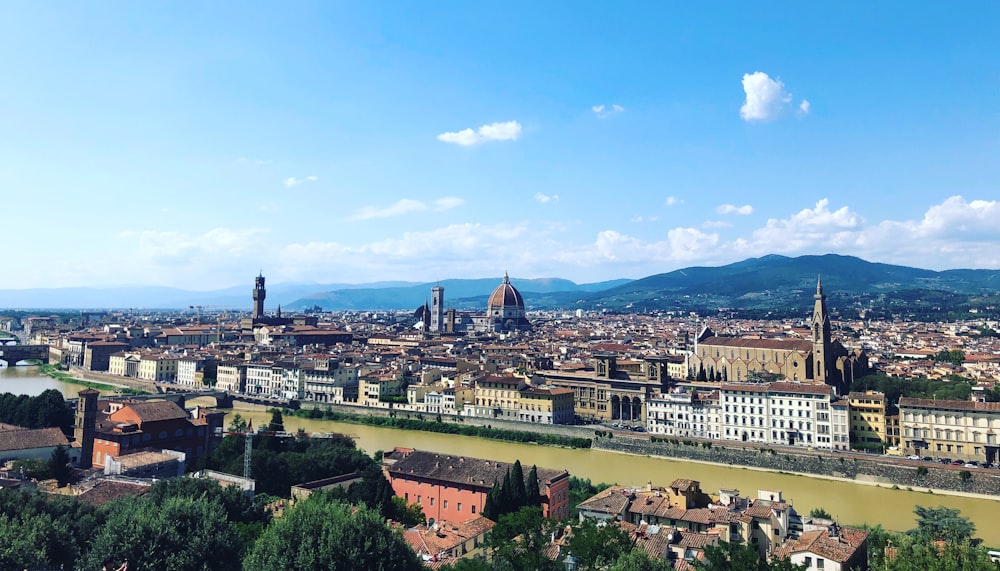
top-left (359, 376), bottom-right (406, 407)
top-left (518, 386), bottom-right (575, 424)
top-left (471, 375), bottom-right (525, 420)
top-left (848, 391), bottom-right (887, 449)
top-left (535, 354), bottom-right (669, 423)
top-left (137, 354), bottom-right (179, 383)
top-left (900, 398), bottom-right (1000, 463)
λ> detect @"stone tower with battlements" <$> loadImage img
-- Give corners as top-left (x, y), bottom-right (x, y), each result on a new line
top-left (252, 273), bottom-right (267, 319)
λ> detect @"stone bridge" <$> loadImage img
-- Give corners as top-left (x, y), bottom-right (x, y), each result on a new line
top-left (0, 344), bottom-right (49, 367)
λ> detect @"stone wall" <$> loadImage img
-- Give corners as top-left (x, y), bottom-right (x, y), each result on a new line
top-left (592, 435), bottom-right (1000, 497)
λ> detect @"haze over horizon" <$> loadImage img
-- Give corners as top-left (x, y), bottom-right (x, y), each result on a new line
top-left (3, 2), bottom-right (999, 290)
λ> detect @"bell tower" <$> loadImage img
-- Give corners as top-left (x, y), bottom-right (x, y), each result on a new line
top-left (74, 389), bottom-right (99, 468)
top-left (430, 285), bottom-right (444, 333)
top-left (812, 276), bottom-right (832, 384)
top-left (252, 273), bottom-right (266, 319)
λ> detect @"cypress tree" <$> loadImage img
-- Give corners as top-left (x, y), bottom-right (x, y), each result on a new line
top-left (499, 469), bottom-right (514, 516)
top-left (483, 484), bottom-right (499, 521)
top-left (511, 460), bottom-right (527, 509)
top-left (527, 465), bottom-right (541, 506)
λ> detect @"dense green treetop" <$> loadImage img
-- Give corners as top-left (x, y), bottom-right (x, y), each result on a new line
top-left (243, 494), bottom-right (422, 571)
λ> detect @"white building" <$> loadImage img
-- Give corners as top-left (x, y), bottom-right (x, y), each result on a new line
top-left (302, 365), bottom-right (359, 403)
top-left (215, 363), bottom-right (246, 393)
top-left (176, 357), bottom-right (207, 389)
top-left (720, 382), bottom-right (841, 450)
top-left (646, 389), bottom-right (721, 439)
top-left (244, 363), bottom-right (277, 396)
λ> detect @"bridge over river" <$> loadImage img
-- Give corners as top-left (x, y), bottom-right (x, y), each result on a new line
top-left (0, 344), bottom-right (49, 367)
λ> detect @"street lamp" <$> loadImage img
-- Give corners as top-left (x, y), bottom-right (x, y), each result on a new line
top-left (563, 552), bottom-right (578, 571)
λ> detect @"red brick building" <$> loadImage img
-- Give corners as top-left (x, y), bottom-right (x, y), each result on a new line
top-left (382, 448), bottom-right (570, 523)
top-left (86, 399), bottom-right (224, 468)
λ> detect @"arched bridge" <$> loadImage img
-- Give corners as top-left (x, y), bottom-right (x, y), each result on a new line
top-left (0, 344), bottom-right (49, 367)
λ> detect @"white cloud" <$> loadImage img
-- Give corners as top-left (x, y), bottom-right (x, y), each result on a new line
top-left (740, 71), bottom-right (796, 121)
top-left (702, 220), bottom-right (733, 229)
top-left (799, 100), bottom-right (811, 115)
top-left (437, 121), bottom-right (522, 146)
top-left (592, 103), bottom-right (625, 118)
top-left (665, 196), bottom-right (683, 207)
top-left (717, 204), bottom-right (754, 215)
top-left (238, 157), bottom-right (273, 165)
top-left (631, 215), bottom-right (660, 223)
top-left (284, 175), bottom-right (318, 188)
top-left (535, 193), bottom-right (559, 203)
top-left (83, 196), bottom-right (1000, 289)
top-left (348, 197), bottom-right (464, 221)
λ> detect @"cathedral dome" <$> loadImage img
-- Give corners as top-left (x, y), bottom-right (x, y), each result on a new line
top-left (487, 273), bottom-right (524, 311)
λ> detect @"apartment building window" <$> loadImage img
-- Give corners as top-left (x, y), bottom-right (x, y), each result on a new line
top-left (417, 495), bottom-right (422, 504)
top-left (471, 505), bottom-right (476, 514)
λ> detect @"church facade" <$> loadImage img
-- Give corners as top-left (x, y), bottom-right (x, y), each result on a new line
top-left (687, 279), bottom-right (868, 392)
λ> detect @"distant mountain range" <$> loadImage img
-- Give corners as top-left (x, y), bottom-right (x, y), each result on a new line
top-left (2, 255), bottom-right (999, 320)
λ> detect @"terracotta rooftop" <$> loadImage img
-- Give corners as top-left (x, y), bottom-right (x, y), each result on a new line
top-left (76, 479), bottom-right (151, 506)
top-left (0, 427), bottom-right (69, 452)
top-left (899, 397), bottom-right (1000, 413)
top-left (700, 336), bottom-right (813, 352)
top-left (117, 401), bottom-right (190, 423)
top-left (383, 449), bottom-right (567, 494)
top-left (785, 526), bottom-right (869, 564)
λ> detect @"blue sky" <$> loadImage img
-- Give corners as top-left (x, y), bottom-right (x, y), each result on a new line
top-left (2, 2), bottom-right (999, 289)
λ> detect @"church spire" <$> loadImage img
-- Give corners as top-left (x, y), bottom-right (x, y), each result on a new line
top-left (812, 274), bottom-right (832, 384)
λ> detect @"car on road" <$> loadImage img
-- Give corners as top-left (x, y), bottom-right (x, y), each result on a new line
top-left (906, 455), bottom-right (921, 460)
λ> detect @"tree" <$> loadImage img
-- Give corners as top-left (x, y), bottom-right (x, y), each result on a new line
top-left (391, 496), bottom-right (426, 527)
top-left (484, 483), bottom-right (500, 521)
top-left (486, 506), bottom-right (562, 571)
top-left (566, 519), bottom-right (635, 570)
top-left (48, 444), bottom-right (72, 487)
top-left (880, 533), bottom-right (998, 571)
top-left (909, 506), bottom-right (975, 544)
top-left (606, 550), bottom-right (673, 571)
top-left (527, 465), bottom-right (542, 505)
top-left (0, 488), bottom-right (101, 570)
top-left (228, 413), bottom-right (248, 433)
top-left (81, 495), bottom-right (242, 571)
top-left (510, 460), bottom-right (527, 509)
top-left (146, 476), bottom-right (268, 524)
top-left (243, 495), bottom-right (422, 571)
top-left (267, 409), bottom-right (285, 432)
top-left (693, 542), bottom-right (806, 571)
top-left (808, 507), bottom-right (832, 519)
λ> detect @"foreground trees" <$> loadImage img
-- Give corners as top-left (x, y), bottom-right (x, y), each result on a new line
top-left (81, 495), bottom-right (242, 571)
top-left (243, 494), bottom-right (422, 571)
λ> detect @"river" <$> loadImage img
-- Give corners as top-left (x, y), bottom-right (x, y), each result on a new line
top-left (0, 365), bottom-right (119, 398)
top-left (225, 404), bottom-right (1000, 546)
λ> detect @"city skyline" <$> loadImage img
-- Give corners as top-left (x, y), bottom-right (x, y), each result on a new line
top-left (2, 2), bottom-right (999, 290)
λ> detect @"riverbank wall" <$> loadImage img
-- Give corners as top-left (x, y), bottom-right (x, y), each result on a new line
top-left (591, 435), bottom-right (1000, 497)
